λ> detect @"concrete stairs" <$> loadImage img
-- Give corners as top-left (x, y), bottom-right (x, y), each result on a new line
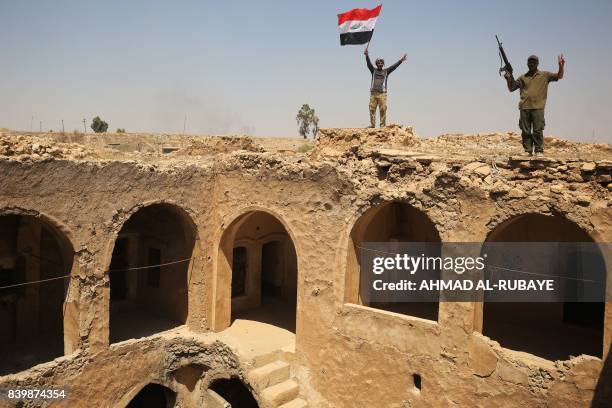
top-left (248, 356), bottom-right (307, 408)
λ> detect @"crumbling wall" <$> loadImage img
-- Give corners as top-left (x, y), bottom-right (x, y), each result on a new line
top-left (0, 335), bottom-right (247, 408)
top-left (310, 125), bottom-right (418, 159)
top-left (0, 128), bottom-right (610, 407)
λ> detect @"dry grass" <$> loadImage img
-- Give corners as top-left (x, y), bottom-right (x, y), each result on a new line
top-left (297, 143), bottom-right (314, 153)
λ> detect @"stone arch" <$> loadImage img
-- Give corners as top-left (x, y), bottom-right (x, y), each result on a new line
top-left (0, 208), bottom-right (79, 375)
top-left (479, 212), bottom-right (607, 360)
top-left (207, 377), bottom-right (259, 408)
top-left (105, 202), bottom-right (199, 343)
top-left (118, 382), bottom-right (177, 408)
top-left (344, 201), bottom-right (441, 322)
top-left (214, 207), bottom-right (299, 332)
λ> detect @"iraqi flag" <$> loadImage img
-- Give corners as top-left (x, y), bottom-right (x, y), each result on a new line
top-left (337, 4), bottom-right (382, 46)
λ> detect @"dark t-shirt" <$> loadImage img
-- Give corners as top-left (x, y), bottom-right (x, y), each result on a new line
top-left (366, 55), bottom-right (403, 93)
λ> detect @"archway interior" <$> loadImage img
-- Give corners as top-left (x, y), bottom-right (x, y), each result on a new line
top-left (126, 383), bottom-right (176, 408)
top-left (349, 202), bottom-right (441, 321)
top-left (0, 214), bottom-right (72, 375)
top-left (208, 378), bottom-right (259, 408)
top-left (226, 211), bottom-right (298, 332)
top-left (109, 204), bottom-right (195, 343)
top-left (483, 214), bottom-right (605, 360)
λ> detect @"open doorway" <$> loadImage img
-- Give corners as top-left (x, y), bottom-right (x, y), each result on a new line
top-left (346, 201), bottom-right (441, 322)
top-left (108, 204), bottom-right (196, 343)
top-left (0, 214), bottom-right (73, 375)
top-left (220, 211), bottom-right (298, 332)
top-left (482, 213), bottom-right (606, 360)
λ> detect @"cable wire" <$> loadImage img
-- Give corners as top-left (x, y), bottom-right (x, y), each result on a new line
top-left (0, 257), bottom-right (194, 291)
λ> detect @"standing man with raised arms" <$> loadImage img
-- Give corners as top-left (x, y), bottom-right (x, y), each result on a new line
top-left (364, 48), bottom-right (407, 128)
top-left (504, 54), bottom-right (565, 157)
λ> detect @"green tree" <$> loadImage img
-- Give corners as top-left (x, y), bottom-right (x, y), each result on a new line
top-left (296, 104), bottom-right (320, 139)
top-left (116, 128), bottom-right (126, 133)
top-left (91, 116), bottom-right (109, 133)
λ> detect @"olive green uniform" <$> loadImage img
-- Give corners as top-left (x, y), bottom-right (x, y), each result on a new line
top-left (509, 70), bottom-right (558, 153)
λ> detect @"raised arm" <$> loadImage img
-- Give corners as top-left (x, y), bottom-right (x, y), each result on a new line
top-left (504, 72), bottom-right (520, 92)
top-left (364, 49), bottom-right (374, 73)
top-left (552, 54), bottom-right (565, 81)
top-left (386, 53), bottom-right (407, 74)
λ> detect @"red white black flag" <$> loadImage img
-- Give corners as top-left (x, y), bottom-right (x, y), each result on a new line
top-left (337, 4), bottom-right (382, 46)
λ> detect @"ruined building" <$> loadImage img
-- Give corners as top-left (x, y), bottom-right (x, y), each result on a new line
top-left (0, 126), bottom-right (610, 407)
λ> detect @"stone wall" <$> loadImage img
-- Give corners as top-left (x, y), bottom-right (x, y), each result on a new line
top-left (0, 129), bottom-right (610, 407)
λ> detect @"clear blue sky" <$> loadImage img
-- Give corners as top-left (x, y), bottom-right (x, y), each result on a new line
top-left (1, 0), bottom-right (611, 142)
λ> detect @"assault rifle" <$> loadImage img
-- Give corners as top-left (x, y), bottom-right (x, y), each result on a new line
top-left (496, 35), bottom-right (513, 77)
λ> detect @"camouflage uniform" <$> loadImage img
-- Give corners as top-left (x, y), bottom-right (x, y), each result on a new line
top-left (369, 92), bottom-right (387, 127)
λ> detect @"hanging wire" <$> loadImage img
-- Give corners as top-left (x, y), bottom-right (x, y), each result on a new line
top-left (0, 257), bottom-right (194, 291)
top-left (0, 274), bottom-right (72, 290)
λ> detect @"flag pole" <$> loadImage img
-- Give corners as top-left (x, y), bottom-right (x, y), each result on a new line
top-left (366, 4), bottom-right (381, 51)
top-left (365, 30), bottom-right (374, 51)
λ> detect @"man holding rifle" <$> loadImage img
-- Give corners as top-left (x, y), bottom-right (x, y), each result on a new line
top-left (504, 54), bottom-right (565, 157)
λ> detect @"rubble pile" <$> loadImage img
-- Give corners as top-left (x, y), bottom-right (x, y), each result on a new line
top-left (311, 124), bottom-right (418, 159)
top-left (176, 135), bottom-right (264, 156)
top-left (0, 133), bottom-right (97, 160)
top-left (0, 129), bottom-right (609, 188)
top-left (422, 132), bottom-right (611, 160)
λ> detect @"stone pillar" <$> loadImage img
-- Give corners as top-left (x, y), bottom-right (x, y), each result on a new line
top-left (63, 257), bottom-right (81, 354)
top-left (87, 260), bottom-right (108, 352)
top-left (213, 237), bottom-right (233, 331)
top-left (344, 241), bottom-right (360, 305)
top-left (186, 238), bottom-right (207, 333)
top-left (438, 243), bottom-right (484, 334)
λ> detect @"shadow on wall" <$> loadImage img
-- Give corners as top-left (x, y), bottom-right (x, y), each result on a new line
top-left (593, 351), bottom-right (612, 407)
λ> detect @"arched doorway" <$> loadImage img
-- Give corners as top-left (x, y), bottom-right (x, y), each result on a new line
top-left (218, 211), bottom-right (298, 332)
top-left (126, 383), bottom-right (176, 408)
top-left (482, 213), bottom-right (606, 360)
top-left (346, 201), bottom-right (441, 321)
top-left (208, 378), bottom-right (259, 408)
top-left (0, 214), bottom-right (74, 375)
top-left (108, 204), bottom-right (196, 343)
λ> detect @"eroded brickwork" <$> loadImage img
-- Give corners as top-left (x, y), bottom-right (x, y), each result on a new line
top-left (0, 128), bottom-right (610, 407)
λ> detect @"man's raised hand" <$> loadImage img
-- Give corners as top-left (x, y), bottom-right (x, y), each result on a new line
top-left (558, 54), bottom-right (565, 66)
top-left (364, 48), bottom-right (369, 56)
top-left (401, 53), bottom-right (407, 61)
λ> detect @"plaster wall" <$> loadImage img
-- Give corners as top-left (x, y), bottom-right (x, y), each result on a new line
top-left (0, 134), bottom-right (610, 407)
